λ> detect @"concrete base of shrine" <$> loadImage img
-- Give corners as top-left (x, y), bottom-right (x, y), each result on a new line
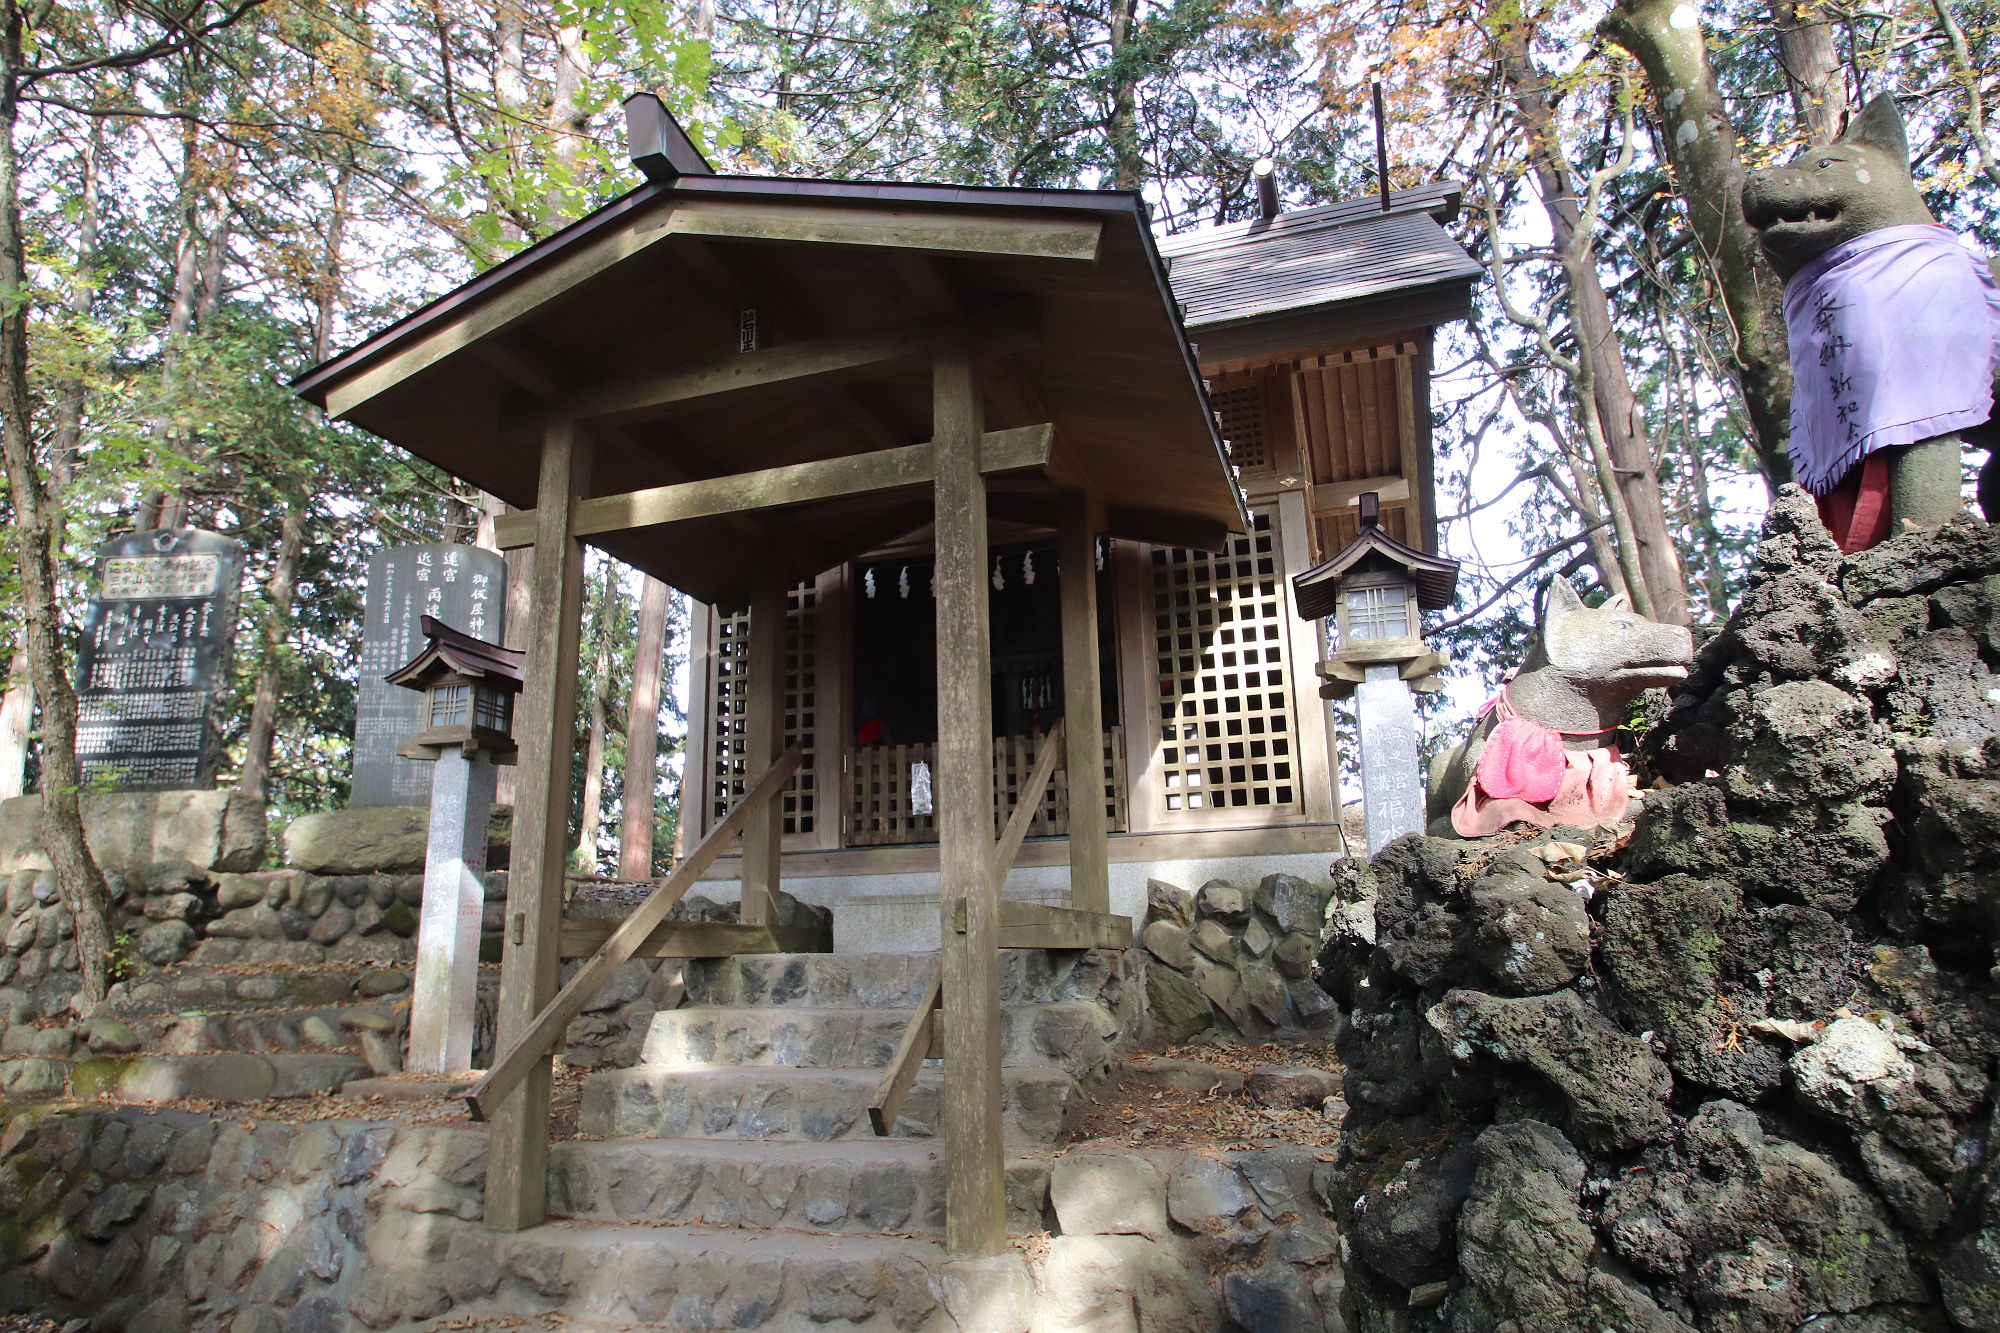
top-left (694, 847), bottom-right (1343, 952)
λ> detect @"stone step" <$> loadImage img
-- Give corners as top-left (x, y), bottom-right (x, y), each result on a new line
top-left (638, 1001), bottom-right (1114, 1078)
top-left (112, 1004), bottom-right (405, 1057)
top-left (580, 1063), bottom-right (1078, 1143)
top-left (66, 1051), bottom-right (375, 1102)
top-left (105, 964), bottom-right (415, 1015)
top-left (383, 1219), bottom-right (949, 1332)
top-left (684, 947), bottom-right (1126, 1010)
top-left (548, 1137), bottom-right (1051, 1235)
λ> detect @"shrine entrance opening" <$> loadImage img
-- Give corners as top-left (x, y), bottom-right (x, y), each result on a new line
top-left (846, 534), bottom-right (1122, 847)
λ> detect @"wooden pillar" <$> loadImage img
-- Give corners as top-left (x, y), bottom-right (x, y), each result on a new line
top-left (1058, 493), bottom-right (1109, 916)
top-left (740, 571), bottom-right (788, 926)
top-left (485, 420), bottom-right (591, 1232)
top-left (934, 347), bottom-right (1005, 1256)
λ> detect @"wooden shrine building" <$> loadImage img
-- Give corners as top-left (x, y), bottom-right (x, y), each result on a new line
top-left (294, 98), bottom-right (1477, 1253)
top-left (680, 179), bottom-right (1481, 940)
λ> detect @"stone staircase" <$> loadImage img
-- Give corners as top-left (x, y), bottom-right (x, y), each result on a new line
top-left (428, 946), bottom-right (1144, 1331)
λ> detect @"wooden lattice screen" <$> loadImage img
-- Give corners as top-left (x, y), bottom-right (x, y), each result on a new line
top-left (1149, 510), bottom-right (1299, 817)
top-left (1210, 382), bottom-right (1272, 474)
top-left (706, 582), bottom-right (817, 837)
top-left (848, 728), bottom-right (1126, 847)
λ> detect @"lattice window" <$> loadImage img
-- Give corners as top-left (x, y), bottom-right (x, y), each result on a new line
top-left (1150, 511), bottom-right (1296, 814)
top-left (707, 582), bottom-right (817, 836)
top-left (1211, 382), bottom-right (1271, 474)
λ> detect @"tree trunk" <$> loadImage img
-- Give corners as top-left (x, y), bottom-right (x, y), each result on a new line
top-left (0, 8), bottom-right (117, 1007)
top-left (236, 506), bottom-right (305, 804)
top-left (1106, 0), bottom-right (1143, 190)
top-left (51, 119), bottom-right (100, 489)
top-left (1772, 0), bottom-right (1847, 144)
top-left (619, 576), bottom-right (672, 879)
top-left (572, 569), bottom-right (617, 873)
top-left (1498, 27), bottom-right (1690, 622)
top-left (1603, 0), bottom-right (1794, 490)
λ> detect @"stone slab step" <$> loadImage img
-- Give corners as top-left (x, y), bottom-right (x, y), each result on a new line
top-left (548, 1137), bottom-right (1051, 1235)
top-left (684, 947), bottom-right (1125, 1010)
top-left (396, 1220), bottom-right (949, 1332)
top-left (114, 1004), bottom-right (404, 1056)
top-left (580, 1064), bottom-right (1077, 1143)
top-left (105, 964), bottom-right (414, 1015)
top-left (639, 1002), bottom-right (1113, 1078)
top-left (66, 1051), bottom-right (374, 1102)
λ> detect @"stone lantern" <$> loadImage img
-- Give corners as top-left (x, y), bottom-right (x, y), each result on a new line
top-left (1292, 493), bottom-right (1459, 853)
top-left (386, 615), bottom-right (525, 1074)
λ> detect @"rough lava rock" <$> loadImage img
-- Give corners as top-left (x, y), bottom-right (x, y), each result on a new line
top-left (1324, 488), bottom-right (2000, 1332)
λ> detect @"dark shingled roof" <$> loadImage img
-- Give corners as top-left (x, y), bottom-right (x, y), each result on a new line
top-left (386, 615), bottom-right (527, 692)
top-left (1159, 183), bottom-right (1480, 330)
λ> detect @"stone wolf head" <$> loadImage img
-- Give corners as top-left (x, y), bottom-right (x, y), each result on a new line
top-left (1741, 93), bottom-right (1935, 282)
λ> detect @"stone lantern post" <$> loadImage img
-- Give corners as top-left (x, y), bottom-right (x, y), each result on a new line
top-left (386, 615), bottom-right (525, 1073)
top-left (1292, 494), bottom-right (1460, 854)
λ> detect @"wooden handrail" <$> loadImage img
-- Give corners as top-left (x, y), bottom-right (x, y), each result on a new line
top-left (467, 744), bottom-right (805, 1121)
top-left (867, 723), bottom-right (1064, 1136)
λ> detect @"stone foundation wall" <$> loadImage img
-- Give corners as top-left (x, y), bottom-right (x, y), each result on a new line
top-left (0, 1103), bottom-right (1347, 1333)
top-left (1139, 873), bottom-right (1343, 1041)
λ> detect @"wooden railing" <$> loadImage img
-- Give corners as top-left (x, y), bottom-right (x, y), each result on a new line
top-left (848, 726), bottom-right (1127, 846)
top-left (869, 723), bottom-right (1117, 1135)
top-left (466, 745), bottom-right (805, 1122)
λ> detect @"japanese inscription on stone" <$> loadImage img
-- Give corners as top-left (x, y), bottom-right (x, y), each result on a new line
top-left (75, 528), bottom-right (244, 790)
top-left (351, 544), bottom-right (507, 807)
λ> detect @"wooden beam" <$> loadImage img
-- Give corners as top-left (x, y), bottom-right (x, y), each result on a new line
top-left (868, 970), bottom-right (942, 1137)
top-left (1058, 496), bottom-right (1110, 917)
top-left (468, 746), bottom-right (806, 1121)
top-left (643, 198), bottom-right (1103, 263)
top-left (1311, 475), bottom-right (1411, 509)
top-left (557, 917), bottom-right (825, 959)
top-left (543, 309), bottom-right (1038, 428)
top-left (484, 420), bottom-right (592, 1233)
top-left (492, 425), bottom-right (1055, 550)
top-left (870, 724), bottom-right (1058, 1142)
top-left (950, 900), bottom-right (1133, 950)
top-left (933, 347), bottom-right (1006, 1257)
top-left (740, 573), bottom-right (788, 927)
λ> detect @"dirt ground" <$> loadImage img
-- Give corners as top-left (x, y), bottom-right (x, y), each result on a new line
top-left (1058, 1038), bottom-right (1344, 1153)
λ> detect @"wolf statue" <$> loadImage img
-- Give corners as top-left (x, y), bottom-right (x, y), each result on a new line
top-left (1742, 93), bottom-right (2000, 552)
top-left (1427, 580), bottom-right (1694, 838)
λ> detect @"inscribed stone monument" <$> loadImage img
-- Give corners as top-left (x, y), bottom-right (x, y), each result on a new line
top-left (351, 544), bottom-right (506, 806)
top-left (75, 528), bottom-right (244, 790)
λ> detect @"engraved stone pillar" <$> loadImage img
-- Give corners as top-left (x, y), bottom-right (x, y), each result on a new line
top-left (1354, 663), bottom-right (1424, 854)
top-left (408, 748), bottom-right (498, 1073)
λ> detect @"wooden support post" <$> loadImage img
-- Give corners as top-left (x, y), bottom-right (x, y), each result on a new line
top-left (1058, 493), bottom-right (1110, 916)
top-left (934, 347), bottom-right (1005, 1256)
top-left (740, 571), bottom-right (788, 927)
top-left (485, 420), bottom-right (591, 1232)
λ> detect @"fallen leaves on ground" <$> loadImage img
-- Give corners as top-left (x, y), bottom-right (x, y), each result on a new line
top-left (1058, 1040), bottom-right (1344, 1153)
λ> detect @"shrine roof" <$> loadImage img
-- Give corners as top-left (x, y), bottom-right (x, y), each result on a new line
top-left (294, 162), bottom-right (1246, 608)
top-left (1158, 184), bottom-right (1480, 344)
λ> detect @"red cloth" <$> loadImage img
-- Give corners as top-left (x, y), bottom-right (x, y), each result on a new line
top-left (1471, 716), bottom-right (1566, 805)
top-left (1450, 691), bottom-right (1635, 836)
top-left (1816, 450), bottom-right (1894, 553)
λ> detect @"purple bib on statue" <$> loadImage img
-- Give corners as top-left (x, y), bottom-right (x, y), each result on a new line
top-left (1783, 224), bottom-right (2000, 495)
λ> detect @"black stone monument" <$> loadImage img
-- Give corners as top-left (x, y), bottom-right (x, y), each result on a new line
top-left (75, 528), bottom-right (244, 790)
top-left (351, 544), bottom-right (507, 806)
